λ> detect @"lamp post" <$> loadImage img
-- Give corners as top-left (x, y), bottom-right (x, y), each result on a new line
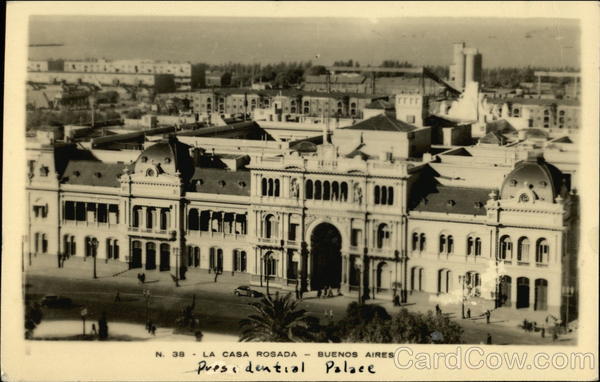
top-left (354, 262), bottom-right (363, 304)
top-left (80, 307), bottom-right (88, 336)
top-left (143, 289), bottom-right (151, 325)
top-left (459, 275), bottom-right (466, 319)
top-left (265, 253), bottom-right (272, 297)
top-left (174, 247), bottom-right (180, 287)
top-left (401, 252), bottom-right (409, 304)
top-left (90, 237), bottom-right (99, 279)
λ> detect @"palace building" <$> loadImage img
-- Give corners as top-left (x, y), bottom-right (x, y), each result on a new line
top-left (26, 108), bottom-right (579, 321)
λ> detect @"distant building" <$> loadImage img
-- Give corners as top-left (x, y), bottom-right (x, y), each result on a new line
top-left (205, 71), bottom-right (231, 88)
top-left (156, 89), bottom-right (386, 119)
top-left (449, 42), bottom-right (482, 90)
top-left (28, 59), bottom-right (202, 91)
top-left (27, 71), bottom-right (176, 94)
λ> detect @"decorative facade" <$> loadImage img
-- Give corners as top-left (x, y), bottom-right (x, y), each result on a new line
top-left (26, 128), bottom-right (578, 320)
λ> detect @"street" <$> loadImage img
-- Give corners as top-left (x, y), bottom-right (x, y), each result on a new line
top-left (24, 255), bottom-right (575, 345)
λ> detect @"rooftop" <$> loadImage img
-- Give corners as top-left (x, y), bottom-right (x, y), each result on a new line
top-left (343, 114), bottom-right (418, 132)
top-left (410, 185), bottom-right (492, 216)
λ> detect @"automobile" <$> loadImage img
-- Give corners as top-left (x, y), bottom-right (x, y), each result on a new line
top-left (233, 286), bottom-right (262, 298)
top-left (40, 295), bottom-right (73, 308)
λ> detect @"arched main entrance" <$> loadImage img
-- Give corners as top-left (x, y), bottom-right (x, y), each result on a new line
top-left (310, 223), bottom-right (342, 290)
top-left (516, 277), bottom-right (530, 309)
top-left (499, 276), bottom-right (512, 307)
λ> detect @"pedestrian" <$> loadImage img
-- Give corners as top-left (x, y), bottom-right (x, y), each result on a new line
top-left (317, 289), bottom-right (322, 298)
top-left (114, 291), bottom-right (121, 302)
top-left (552, 330), bottom-right (558, 342)
top-left (486, 333), bottom-right (492, 345)
top-left (141, 273), bottom-right (146, 283)
top-left (467, 308), bottom-right (471, 319)
top-left (327, 287), bottom-right (333, 298)
top-left (393, 294), bottom-right (400, 306)
top-left (295, 284), bottom-right (300, 300)
top-left (485, 310), bottom-right (491, 324)
top-left (151, 325), bottom-right (156, 336)
top-left (435, 304), bottom-right (441, 316)
top-left (91, 323), bottom-right (98, 336)
top-left (541, 327), bottom-right (545, 338)
top-left (147, 320), bottom-right (153, 333)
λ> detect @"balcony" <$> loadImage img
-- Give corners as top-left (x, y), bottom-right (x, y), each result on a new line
top-left (535, 263), bottom-right (549, 268)
top-left (517, 261), bottom-right (530, 266)
top-left (257, 237), bottom-right (282, 247)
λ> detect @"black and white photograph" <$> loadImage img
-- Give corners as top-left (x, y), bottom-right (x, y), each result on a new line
top-left (3, 1), bottom-right (598, 381)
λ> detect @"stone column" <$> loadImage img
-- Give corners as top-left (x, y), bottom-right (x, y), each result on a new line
top-left (300, 241), bottom-right (309, 292)
top-left (530, 280), bottom-right (536, 311)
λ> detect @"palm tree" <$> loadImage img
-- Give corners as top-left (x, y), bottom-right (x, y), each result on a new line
top-left (239, 293), bottom-right (316, 342)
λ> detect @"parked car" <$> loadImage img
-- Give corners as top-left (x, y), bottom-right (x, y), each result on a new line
top-left (40, 295), bottom-right (73, 308)
top-left (233, 286), bottom-right (262, 298)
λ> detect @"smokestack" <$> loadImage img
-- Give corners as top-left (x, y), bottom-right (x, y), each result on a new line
top-left (453, 42), bottom-right (466, 90)
top-left (464, 47), bottom-right (479, 86)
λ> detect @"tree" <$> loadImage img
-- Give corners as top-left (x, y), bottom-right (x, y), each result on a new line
top-left (307, 65), bottom-right (328, 76)
top-left (334, 304), bottom-right (463, 344)
top-left (239, 293), bottom-right (317, 342)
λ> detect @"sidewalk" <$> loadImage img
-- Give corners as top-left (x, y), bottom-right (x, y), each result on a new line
top-left (33, 320), bottom-right (237, 342)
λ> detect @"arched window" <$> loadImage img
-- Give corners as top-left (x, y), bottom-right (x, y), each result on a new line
top-left (261, 178), bottom-right (267, 196)
top-left (268, 178), bottom-right (274, 197)
top-left (332, 182), bottom-right (339, 201)
top-left (265, 253), bottom-right (277, 276)
top-left (467, 236), bottom-right (474, 256)
top-left (447, 235), bottom-right (454, 254)
top-left (132, 206), bottom-right (141, 227)
top-left (419, 233), bottom-right (426, 252)
top-left (264, 215), bottom-right (277, 239)
top-left (387, 186), bottom-right (394, 205)
top-left (160, 209), bottom-right (168, 230)
top-left (323, 181), bottom-right (331, 200)
top-left (113, 240), bottom-right (119, 259)
top-left (534, 279), bottom-right (548, 310)
top-left (518, 237), bottom-right (530, 263)
top-left (146, 207), bottom-right (154, 229)
top-left (412, 232), bottom-right (419, 251)
top-left (499, 236), bottom-right (513, 260)
top-left (159, 243), bottom-right (170, 271)
top-left (305, 180), bottom-right (313, 199)
top-left (340, 182), bottom-right (348, 201)
top-left (233, 249), bottom-right (247, 272)
top-left (439, 234), bottom-right (446, 253)
top-left (377, 223), bottom-right (391, 249)
top-left (209, 247), bottom-right (223, 271)
top-left (536, 238), bottom-right (549, 265)
top-left (188, 209), bottom-right (199, 231)
top-left (274, 179), bottom-right (280, 197)
top-left (374, 186), bottom-right (380, 204)
top-left (474, 238), bottom-right (481, 256)
top-left (314, 180), bottom-right (322, 200)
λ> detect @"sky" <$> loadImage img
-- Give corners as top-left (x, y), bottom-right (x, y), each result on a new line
top-left (28, 16), bottom-right (580, 68)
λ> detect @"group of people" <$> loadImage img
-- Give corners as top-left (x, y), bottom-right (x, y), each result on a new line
top-left (137, 273), bottom-right (146, 284)
top-left (146, 320), bottom-right (157, 335)
top-left (316, 285), bottom-right (338, 299)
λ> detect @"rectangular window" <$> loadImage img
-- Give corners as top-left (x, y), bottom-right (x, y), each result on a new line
top-left (406, 115), bottom-right (416, 124)
top-left (97, 204), bottom-right (108, 223)
top-left (108, 204), bottom-right (119, 224)
top-left (289, 223), bottom-right (298, 241)
top-left (351, 229), bottom-right (362, 247)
